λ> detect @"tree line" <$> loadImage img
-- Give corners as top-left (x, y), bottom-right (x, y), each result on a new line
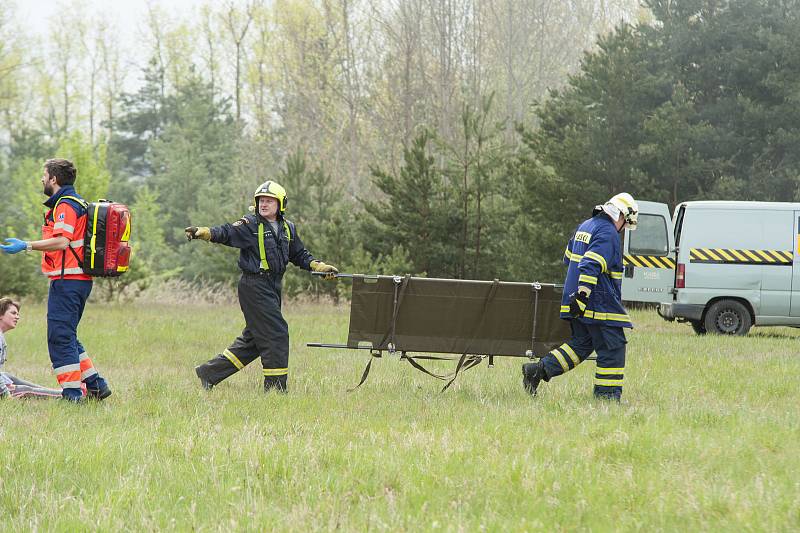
top-left (2, 0), bottom-right (800, 300)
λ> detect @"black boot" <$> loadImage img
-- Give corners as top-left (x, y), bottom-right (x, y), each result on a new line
top-left (195, 354), bottom-right (242, 390)
top-left (522, 361), bottom-right (548, 396)
top-left (264, 375), bottom-right (287, 393)
top-left (85, 376), bottom-right (112, 400)
top-left (195, 365), bottom-right (215, 390)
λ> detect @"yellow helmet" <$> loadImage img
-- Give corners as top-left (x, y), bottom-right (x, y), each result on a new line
top-left (254, 180), bottom-right (287, 214)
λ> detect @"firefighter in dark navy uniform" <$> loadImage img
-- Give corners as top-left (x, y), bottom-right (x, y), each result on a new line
top-left (522, 192), bottom-right (638, 401)
top-left (186, 180), bottom-right (338, 392)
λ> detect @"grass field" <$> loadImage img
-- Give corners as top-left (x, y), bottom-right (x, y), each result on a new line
top-left (1, 299), bottom-right (799, 531)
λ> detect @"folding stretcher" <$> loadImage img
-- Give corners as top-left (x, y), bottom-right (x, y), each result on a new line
top-left (308, 274), bottom-right (573, 391)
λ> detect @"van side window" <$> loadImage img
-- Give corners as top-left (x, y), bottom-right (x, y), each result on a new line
top-left (629, 214), bottom-right (669, 255)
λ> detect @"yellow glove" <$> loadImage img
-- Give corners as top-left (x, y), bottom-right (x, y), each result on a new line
top-left (185, 226), bottom-right (211, 241)
top-left (310, 260), bottom-right (338, 280)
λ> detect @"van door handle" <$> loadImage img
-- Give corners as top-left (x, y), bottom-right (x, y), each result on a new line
top-left (624, 264), bottom-right (634, 278)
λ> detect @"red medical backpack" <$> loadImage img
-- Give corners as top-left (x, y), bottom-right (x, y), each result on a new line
top-left (60, 197), bottom-right (132, 277)
top-left (83, 200), bottom-right (132, 277)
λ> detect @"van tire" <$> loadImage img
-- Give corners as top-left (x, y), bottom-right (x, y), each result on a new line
top-left (704, 300), bottom-right (752, 335)
top-left (689, 320), bottom-right (707, 335)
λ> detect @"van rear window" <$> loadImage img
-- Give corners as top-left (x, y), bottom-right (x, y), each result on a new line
top-left (629, 214), bottom-right (669, 255)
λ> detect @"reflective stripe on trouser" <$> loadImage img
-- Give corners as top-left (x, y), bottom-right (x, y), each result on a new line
top-left (541, 320), bottom-right (627, 399)
top-left (54, 363), bottom-right (82, 390)
top-left (47, 279), bottom-right (93, 399)
top-left (195, 273), bottom-right (289, 387)
top-left (79, 351), bottom-right (98, 380)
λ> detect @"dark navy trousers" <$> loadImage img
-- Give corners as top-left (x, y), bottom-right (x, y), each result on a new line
top-left (540, 319), bottom-right (627, 400)
top-left (47, 279), bottom-right (102, 399)
top-left (196, 272), bottom-right (290, 390)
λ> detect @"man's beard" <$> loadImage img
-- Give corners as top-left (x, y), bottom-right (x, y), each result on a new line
top-left (43, 183), bottom-right (54, 196)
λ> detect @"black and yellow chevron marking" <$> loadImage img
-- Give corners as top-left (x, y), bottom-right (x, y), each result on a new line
top-left (689, 248), bottom-right (793, 265)
top-left (623, 255), bottom-right (675, 269)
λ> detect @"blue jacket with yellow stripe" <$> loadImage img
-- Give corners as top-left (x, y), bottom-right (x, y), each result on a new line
top-left (561, 213), bottom-right (632, 328)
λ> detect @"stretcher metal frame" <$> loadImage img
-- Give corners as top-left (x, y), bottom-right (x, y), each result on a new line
top-left (308, 273), bottom-right (576, 391)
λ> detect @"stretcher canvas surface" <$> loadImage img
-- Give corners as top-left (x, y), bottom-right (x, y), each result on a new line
top-left (347, 275), bottom-right (571, 356)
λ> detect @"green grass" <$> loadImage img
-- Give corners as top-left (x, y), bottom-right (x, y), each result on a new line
top-left (1, 301), bottom-right (799, 531)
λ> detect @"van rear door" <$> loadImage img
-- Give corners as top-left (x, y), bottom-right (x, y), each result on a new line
top-left (621, 201), bottom-right (675, 303)
top-left (790, 212), bottom-right (800, 316)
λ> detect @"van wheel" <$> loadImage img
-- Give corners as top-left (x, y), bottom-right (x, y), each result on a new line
top-left (689, 320), bottom-right (706, 335)
top-left (704, 300), bottom-right (752, 335)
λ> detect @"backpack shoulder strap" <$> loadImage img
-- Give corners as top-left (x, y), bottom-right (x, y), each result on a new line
top-left (53, 195), bottom-right (89, 273)
top-left (54, 195), bottom-right (89, 213)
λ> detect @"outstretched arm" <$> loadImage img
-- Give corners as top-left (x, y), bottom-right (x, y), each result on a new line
top-left (287, 224), bottom-right (338, 280)
top-left (185, 218), bottom-right (252, 249)
top-left (0, 236), bottom-right (71, 254)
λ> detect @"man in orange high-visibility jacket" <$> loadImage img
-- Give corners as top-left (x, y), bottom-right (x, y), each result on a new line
top-left (0, 158), bottom-right (112, 403)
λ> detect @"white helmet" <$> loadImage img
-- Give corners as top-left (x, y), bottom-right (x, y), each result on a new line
top-left (607, 192), bottom-right (638, 230)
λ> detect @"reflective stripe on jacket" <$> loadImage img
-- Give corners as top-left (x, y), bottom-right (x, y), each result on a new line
top-left (41, 187), bottom-right (91, 280)
top-left (209, 214), bottom-right (315, 275)
top-left (561, 213), bottom-right (632, 328)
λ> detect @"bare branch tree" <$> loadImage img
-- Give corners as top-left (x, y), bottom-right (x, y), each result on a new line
top-left (222, 0), bottom-right (256, 122)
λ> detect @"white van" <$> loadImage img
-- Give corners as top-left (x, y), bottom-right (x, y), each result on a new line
top-left (621, 200), bottom-right (799, 335)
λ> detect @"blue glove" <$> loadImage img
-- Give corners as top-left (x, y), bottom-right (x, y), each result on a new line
top-left (0, 238), bottom-right (28, 254)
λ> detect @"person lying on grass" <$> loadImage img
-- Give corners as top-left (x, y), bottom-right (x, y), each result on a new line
top-left (0, 298), bottom-right (62, 399)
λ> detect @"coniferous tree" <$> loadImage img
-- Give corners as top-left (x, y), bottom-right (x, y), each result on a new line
top-left (107, 58), bottom-right (175, 204)
top-left (364, 131), bottom-right (462, 278)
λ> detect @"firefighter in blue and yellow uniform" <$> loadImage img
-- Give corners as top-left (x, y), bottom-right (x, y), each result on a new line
top-left (187, 181), bottom-right (338, 393)
top-left (522, 192), bottom-right (638, 401)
